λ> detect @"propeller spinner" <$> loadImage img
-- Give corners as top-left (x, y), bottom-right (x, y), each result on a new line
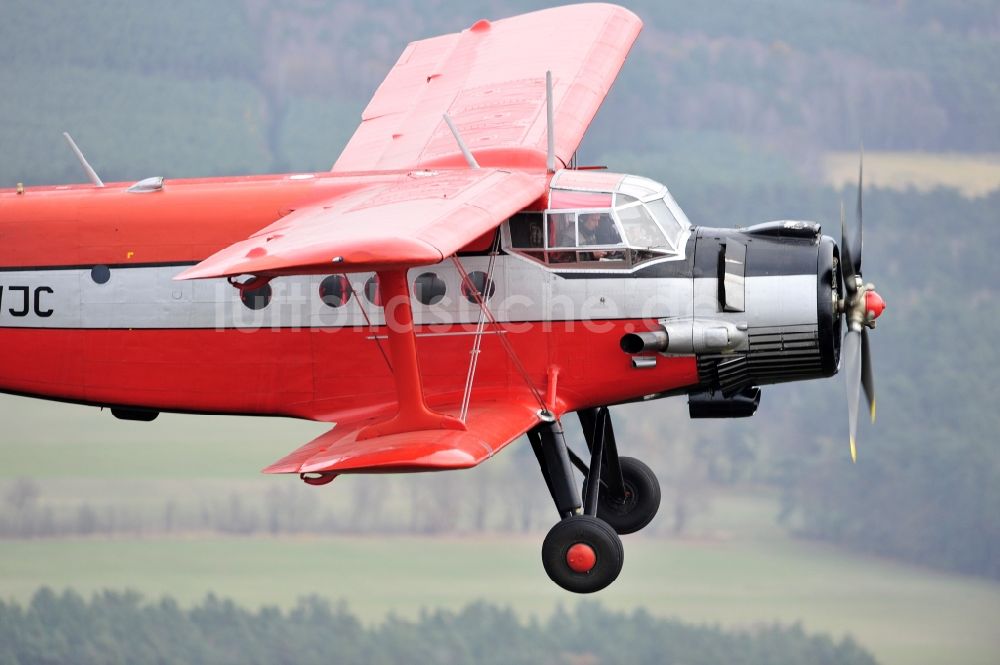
top-left (839, 151), bottom-right (885, 462)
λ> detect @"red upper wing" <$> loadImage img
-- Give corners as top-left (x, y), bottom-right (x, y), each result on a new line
top-left (331, 4), bottom-right (642, 172)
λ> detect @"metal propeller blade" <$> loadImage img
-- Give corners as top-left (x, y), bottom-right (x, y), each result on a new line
top-left (843, 329), bottom-right (863, 463)
top-left (853, 146), bottom-right (864, 273)
top-left (861, 328), bottom-right (875, 423)
top-left (840, 202), bottom-right (857, 295)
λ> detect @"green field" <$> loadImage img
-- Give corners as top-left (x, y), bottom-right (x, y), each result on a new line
top-left (2, 532), bottom-right (999, 665)
top-left (824, 151), bottom-right (1000, 197)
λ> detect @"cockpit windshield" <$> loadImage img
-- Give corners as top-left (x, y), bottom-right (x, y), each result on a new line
top-left (614, 176), bottom-right (688, 250)
top-left (504, 171), bottom-right (691, 270)
top-left (615, 195), bottom-right (670, 250)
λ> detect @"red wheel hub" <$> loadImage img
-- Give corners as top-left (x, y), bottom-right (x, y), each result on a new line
top-left (566, 543), bottom-right (597, 573)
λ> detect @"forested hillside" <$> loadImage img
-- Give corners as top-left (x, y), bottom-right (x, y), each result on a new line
top-left (2, 0), bottom-right (998, 186)
top-left (1, 0), bottom-right (999, 583)
top-left (0, 589), bottom-right (877, 665)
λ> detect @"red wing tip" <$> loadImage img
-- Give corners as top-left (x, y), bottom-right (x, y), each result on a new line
top-left (298, 449), bottom-right (480, 474)
top-left (172, 266), bottom-right (200, 281)
top-left (262, 462), bottom-right (299, 474)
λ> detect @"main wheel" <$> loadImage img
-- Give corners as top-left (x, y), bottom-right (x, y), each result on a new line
top-left (541, 515), bottom-right (623, 593)
top-left (588, 456), bottom-right (661, 535)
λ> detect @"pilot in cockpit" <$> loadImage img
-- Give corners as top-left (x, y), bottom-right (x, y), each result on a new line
top-left (579, 213), bottom-right (620, 245)
top-left (579, 212), bottom-right (623, 260)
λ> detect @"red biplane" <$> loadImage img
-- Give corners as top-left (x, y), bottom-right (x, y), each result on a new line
top-left (0, 3), bottom-right (884, 592)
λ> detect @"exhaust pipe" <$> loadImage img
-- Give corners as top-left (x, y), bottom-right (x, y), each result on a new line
top-left (620, 318), bottom-right (747, 355)
top-left (620, 330), bottom-right (668, 354)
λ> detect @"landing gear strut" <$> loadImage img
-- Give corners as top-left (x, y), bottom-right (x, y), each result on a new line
top-left (577, 407), bottom-right (661, 535)
top-left (529, 407), bottom-right (661, 593)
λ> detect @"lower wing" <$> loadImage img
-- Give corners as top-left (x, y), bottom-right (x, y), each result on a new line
top-left (264, 400), bottom-right (543, 475)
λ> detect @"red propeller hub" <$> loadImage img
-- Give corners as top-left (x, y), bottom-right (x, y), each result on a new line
top-left (865, 290), bottom-right (886, 319)
top-left (566, 543), bottom-right (597, 573)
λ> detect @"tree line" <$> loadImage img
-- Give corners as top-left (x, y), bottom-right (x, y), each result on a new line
top-left (0, 588), bottom-right (877, 665)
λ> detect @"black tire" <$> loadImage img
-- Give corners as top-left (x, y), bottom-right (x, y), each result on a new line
top-left (587, 456), bottom-right (661, 535)
top-left (541, 515), bottom-right (624, 594)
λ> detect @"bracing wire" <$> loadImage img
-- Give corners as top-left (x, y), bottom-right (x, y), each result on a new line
top-left (451, 254), bottom-right (548, 413)
top-left (457, 235), bottom-right (500, 421)
top-left (346, 275), bottom-right (392, 372)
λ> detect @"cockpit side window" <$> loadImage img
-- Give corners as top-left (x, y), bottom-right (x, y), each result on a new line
top-left (542, 210), bottom-right (625, 262)
top-left (547, 212), bottom-right (577, 248)
top-left (509, 212), bottom-right (544, 248)
top-left (577, 212), bottom-right (621, 247)
top-left (507, 212), bottom-right (547, 264)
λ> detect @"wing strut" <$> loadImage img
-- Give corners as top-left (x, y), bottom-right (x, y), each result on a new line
top-left (62, 132), bottom-right (104, 187)
top-left (546, 70), bottom-right (556, 173)
top-left (443, 114), bottom-right (481, 169)
top-left (356, 269), bottom-right (466, 440)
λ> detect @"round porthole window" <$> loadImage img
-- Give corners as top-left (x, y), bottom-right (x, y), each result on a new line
top-left (461, 271), bottom-right (495, 303)
top-left (414, 272), bottom-right (446, 305)
top-left (240, 283), bottom-right (272, 310)
top-left (319, 275), bottom-right (351, 308)
top-left (364, 275), bottom-right (381, 306)
top-left (91, 265), bottom-right (111, 284)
